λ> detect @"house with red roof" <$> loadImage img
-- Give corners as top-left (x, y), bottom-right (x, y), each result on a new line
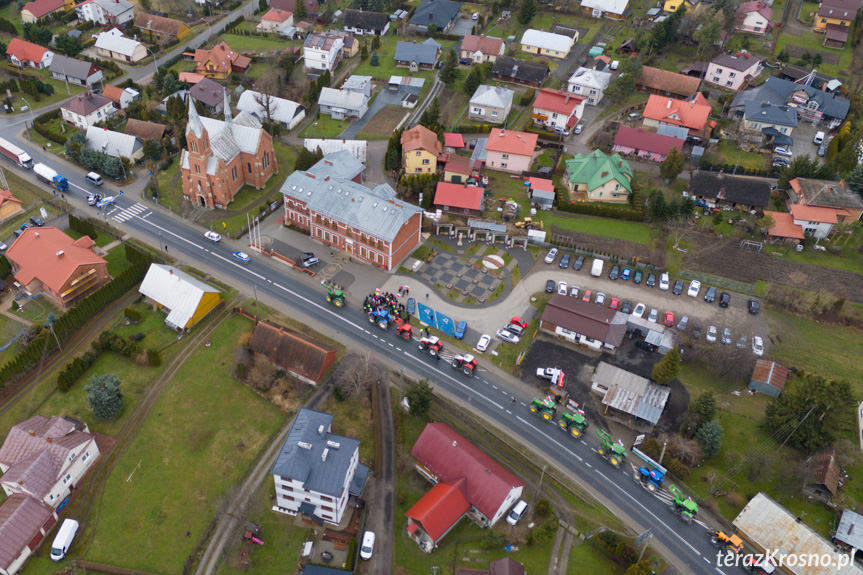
top-left (736, 1), bottom-right (773, 34)
top-left (642, 93), bottom-right (712, 138)
top-left (20, 0), bottom-right (65, 23)
top-left (433, 182), bottom-right (484, 216)
top-left (484, 129), bottom-right (538, 174)
top-left (787, 177), bottom-right (863, 222)
top-left (613, 126), bottom-right (684, 162)
top-left (406, 423), bottom-right (524, 551)
top-left (459, 34), bottom-right (505, 64)
top-left (790, 204), bottom-right (843, 239)
top-left (6, 227), bottom-right (109, 309)
top-left (528, 177), bottom-right (556, 210)
top-left (0, 188), bottom-right (23, 221)
top-left (256, 8), bottom-right (294, 34)
top-left (0, 494), bottom-right (57, 575)
top-left (443, 154), bottom-right (473, 183)
top-left (5, 39), bottom-right (53, 70)
top-left (444, 132), bottom-right (464, 151)
top-left (531, 88), bottom-right (586, 134)
top-left (763, 210), bottom-right (806, 243)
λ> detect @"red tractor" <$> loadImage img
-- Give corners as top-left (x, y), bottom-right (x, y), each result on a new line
top-left (418, 336), bottom-right (444, 357)
top-left (394, 316), bottom-right (413, 341)
top-left (452, 354), bottom-right (478, 376)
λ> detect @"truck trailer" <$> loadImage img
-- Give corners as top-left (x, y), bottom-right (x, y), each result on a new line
top-left (33, 163), bottom-right (69, 191)
top-left (0, 137), bottom-right (33, 169)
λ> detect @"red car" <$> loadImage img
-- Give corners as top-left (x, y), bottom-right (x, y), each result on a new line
top-left (609, 297), bottom-right (620, 310)
top-left (664, 311), bottom-right (674, 327)
top-left (582, 289), bottom-right (592, 303)
top-left (510, 316), bottom-right (528, 330)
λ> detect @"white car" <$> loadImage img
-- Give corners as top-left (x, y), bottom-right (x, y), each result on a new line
top-left (706, 325), bottom-right (717, 343)
top-left (472, 11), bottom-right (479, 19)
top-left (204, 231), bottom-right (221, 242)
top-left (100, 195), bottom-right (115, 207)
top-left (558, 281), bottom-right (567, 295)
top-left (687, 280), bottom-right (701, 298)
top-left (647, 308), bottom-right (658, 323)
top-left (752, 336), bottom-right (764, 356)
top-left (360, 531), bottom-right (375, 560)
top-left (773, 147), bottom-right (793, 157)
top-left (0, 241), bottom-right (6, 251)
top-left (632, 303), bottom-right (646, 318)
top-left (659, 272), bottom-right (670, 291)
top-left (476, 334), bottom-right (491, 352)
top-left (595, 292), bottom-right (606, 306)
top-left (544, 248), bottom-right (558, 264)
top-left (496, 329), bottom-right (520, 344)
top-left (569, 286), bottom-right (579, 298)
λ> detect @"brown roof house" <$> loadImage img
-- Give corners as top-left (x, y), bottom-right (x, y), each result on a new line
top-left (0, 188), bottom-right (23, 221)
top-left (803, 450), bottom-right (841, 504)
top-left (189, 77), bottom-right (230, 115)
top-left (134, 12), bottom-right (190, 43)
top-left (540, 293), bottom-right (627, 352)
top-left (748, 360), bottom-right (790, 397)
top-left (787, 178), bottom-right (863, 222)
top-left (123, 118), bottom-right (167, 141)
top-left (457, 557), bottom-right (526, 575)
top-left (636, 66), bottom-right (702, 98)
top-left (0, 494), bottom-right (57, 575)
top-left (193, 41), bottom-right (251, 81)
top-left (248, 320), bottom-right (338, 385)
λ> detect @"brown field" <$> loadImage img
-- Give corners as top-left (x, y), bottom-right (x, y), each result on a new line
top-left (364, 105), bottom-right (410, 135)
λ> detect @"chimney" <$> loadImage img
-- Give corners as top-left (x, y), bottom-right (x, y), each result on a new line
top-left (619, 160), bottom-right (622, 167)
top-left (29, 430), bottom-right (35, 436)
top-left (667, 99), bottom-right (672, 109)
top-left (169, 269), bottom-right (173, 274)
top-left (56, 250), bottom-right (63, 257)
top-left (46, 437), bottom-right (52, 443)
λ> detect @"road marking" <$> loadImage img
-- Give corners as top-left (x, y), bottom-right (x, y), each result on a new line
top-left (388, 343), bottom-right (394, 347)
top-left (505, 410), bottom-right (511, 414)
top-left (703, 558), bottom-right (710, 564)
top-left (585, 463), bottom-right (592, 468)
top-left (491, 385), bottom-right (498, 389)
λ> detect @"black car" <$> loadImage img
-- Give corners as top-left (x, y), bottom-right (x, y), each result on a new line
top-left (635, 340), bottom-right (658, 353)
top-left (559, 254), bottom-right (571, 269)
top-left (573, 256), bottom-right (585, 271)
top-left (748, 298), bottom-right (760, 315)
top-left (545, 279), bottom-right (555, 293)
top-left (692, 323), bottom-right (702, 338)
top-left (621, 300), bottom-right (633, 314)
top-left (719, 292), bottom-right (731, 308)
top-left (609, 265), bottom-right (620, 280)
top-left (29, 216), bottom-right (45, 227)
top-left (646, 273), bottom-right (656, 287)
top-left (301, 252), bottom-right (319, 267)
top-left (672, 280), bottom-right (684, 295)
top-left (704, 286), bottom-right (717, 303)
top-left (20, 223), bottom-right (34, 231)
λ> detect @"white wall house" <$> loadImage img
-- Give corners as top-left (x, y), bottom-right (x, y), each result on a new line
top-left (75, 0), bottom-right (135, 26)
top-left (567, 67), bottom-right (612, 105)
top-left (303, 33), bottom-right (343, 71)
top-left (60, 93), bottom-right (116, 129)
top-left (237, 90), bottom-right (306, 131)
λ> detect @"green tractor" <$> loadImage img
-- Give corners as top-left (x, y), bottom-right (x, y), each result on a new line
top-left (558, 411), bottom-right (589, 438)
top-left (668, 484), bottom-right (698, 524)
top-left (325, 284), bottom-right (346, 308)
top-left (529, 397), bottom-right (556, 421)
top-left (595, 429), bottom-right (626, 468)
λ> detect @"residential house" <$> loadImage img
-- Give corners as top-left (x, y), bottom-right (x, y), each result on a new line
top-left (528, 177), bottom-right (555, 210)
top-left (303, 32), bottom-right (343, 71)
top-left (5, 227), bottom-right (109, 309)
top-left (485, 129), bottom-right (537, 174)
top-left (520, 29), bottom-right (576, 58)
top-left (492, 56), bottom-right (550, 87)
top-left (248, 321), bottom-right (337, 385)
top-left (237, 90), bottom-right (306, 130)
top-left (139, 264), bottom-right (221, 331)
top-left (580, 0), bottom-right (630, 20)
top-left (443, 133), bottom-right (464, 152)
top-left (343, 9), bottom-right (390, 36)
top-left (748, 360), bottom-right (790, 396)
top-left (134, 12), bottom-right (191, 42)
top-left (123, 119), bottom-right (167, 142)
top-left (402, 124), bottom-right (445, 174)
top-left (564, 150), bottom-right (633, 203)
top-left (304, 138), bottom-right (367, 163)
top-left (687, 171), bottom-right (773, 212)
top-left (567, 67), bottom-right (612, 105)
top-left (5, 40), bottom-right (53, 70)
top-left (343, 75), bottom-right (373, 98)
top-left (189, 77), bottom-right (229, 115)
top-left (101, 84), bottom-right (139, 109)
top-left (442, 154), bottom-right (472, 183)
top-left (270, 0), bottom-right (317, 16)
top-left (387, 76), bottom-right (425, 95)
top-left (636, 66), bottom-right (701, 98)
top-left (642, 93), bottom-right (712, 138)
top-left (409, 0), bottom-right (462, 32)
top-left (804, 450), bottom-right (840, 503)
top-left (317, 87), bottom-right (369, 120)
top-left (663, 0), bottom-right (700, 13)
top-left (338, 33), bottom-right (359, 59)
top-left (85, 126), bottom-right (144, 162)
top-left (834, 510), bottom-right (863, 555)
top-left (257, 8), bottom-right (294, 33)
top-left (613, 126), bottom-right (683, 162)
top-left (60, 92), bottom-right (115, 129)
top-left (469, 85), bottom-right (514, 124)
top-left (705, 52), bottom-right (764, 91)
top-left (736, 1), bottom-right (773, 34)
top-left (591, 362), bottom-right (670, 429)
top-left (540, 294), bottom-right (626, 351)
top-left (790, 204), bottom-right (842, 239)
top-left (0, 494), bottom-right (57, 575)
top-left (281, 153), bottom-right (423, 270)
top-left (532, 88), bottom-right (586, 133)
top-left (433, 182), bottom-right (484, 217)
top-left (763, 210), bottom-right (806, 243)
top-left (777, 65), bottom-right (841, 92)
top-left (270, 408), bottom-right (368, 525)
top-left (75, 0), bottom-right (135, 26)
top-left (181, 97), bottom-right (278, 208)
top-left (394, 40), bottom-right (440, 71)
top-left (193, 41), bottom-right (251, 80)
top-left (0, 188), bottom-right (23, 220)
top-left (0, 415), bottom-right (101, 507)
top-left (729, 76), bottom-right (850, 128)
top-left (813, 0), bottom-right (860, 46)
top-left (787, 177), bottom-right (863, 222)
top-left (459, 35), bottom-right (505, 64)
top-left (48, 55), bottom-right (102, 88)
top-left (406, 422), bottom-right (523, 551)
top-left (94, 29), bottom-right (147, 63)
top-left (742, 101), bottom-right (798, 146)
top-left (20, 0), bottom-right (64, 23)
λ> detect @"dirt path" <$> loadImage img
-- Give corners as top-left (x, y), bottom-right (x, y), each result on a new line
top-left (361, 380), bottom-right (395, 574)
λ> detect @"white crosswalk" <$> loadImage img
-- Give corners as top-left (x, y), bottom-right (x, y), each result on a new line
top-left (110, 202), bottom-right (151, 222)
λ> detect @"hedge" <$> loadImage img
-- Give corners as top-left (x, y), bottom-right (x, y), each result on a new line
top-left (58, 330), bottom-right (153, 392)
top-left (554, 186), bottom-right (644, 221)
top-left (69, 214), bottom-right (100, 239)
top-left (0, 254), bottom-right (11, 278)
top-left (520, 88), bottom-right (535, 106)
top-left (33, 122), bottom-right (68, 145)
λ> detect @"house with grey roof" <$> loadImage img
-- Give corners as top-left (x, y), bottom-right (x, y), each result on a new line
top-left (469, 85), bottom-right (514, 124)
top-left (394, 40), bottom-right (440, 71)
top-left (742, 101), bottom-right (798, 147)
top-left (271, 408), bottom-right (368, 525)
top-left (318, 87), bottom-right (369, 120)
top-left (730, 75), bottom-right (850, 129)
top-left (409, 0), bottom-right (462, 31)
top-left (49, 54), bottom-right (102, 88)
top-left (282, 152), bottom-right (423, 270)
top-left (85, 126), bottom-right (144, 162)
top-left (189, 77), bottom-right (229, 115)
top-left (567, 66), bottom-right (612, 105)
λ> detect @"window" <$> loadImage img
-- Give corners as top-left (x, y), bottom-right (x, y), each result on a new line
top-left (69, 452), bottom-right (76, 462)
top-left (726, 81), bottom-right (733, 87)
top-left (491, 111), bottom-right (498, 117)
top-left (195, 165), bottom-right (201, 174)
top-left (63, 474), bottom-right (72, 485)
top-left (263, 152), bottom-right (269, 170)
top-left (716, 68), bottom-right (723, 73)
top-left (713, 77), bottom-right (720, 82)
top-left (729, 72), bottom-right (736, 78)
top-left (82, 452), bottom-right (90, 463)
top-left (232, 167), bottom-right (237, 181)
top-left (190, 141), bottom-right (197, 152)
top-left (247, 163), bottom-right (252, 174)
top-left (502, 153), bottom-right (509, 159)
top-left (416, 151), bottom-right (421, 156)
top-left (754, 26), bottom-right (761, 31)
top-left (501, 163), bottom-right (507, 169)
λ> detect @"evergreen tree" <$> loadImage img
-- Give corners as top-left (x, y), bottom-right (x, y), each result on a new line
top-left (695, 420), bottom-right (723, 458)
top-left (406, 378), bottom-right (433, 417)
top-left (439, 49), bottom-right (459, 84)
top-left (142, 138), bottom-right (162, 160)
top-left (846, 164), bottom-right (863, 196)
top-left (517, 0), bottom-right (536, 25)
top-left (650, 348), bottom-right (680, 384)
top-left (85, 374), bottom-right (125, 419)
top-left (294, 0), bottom-right (307, 20)
top-left (370, 51), bottom-right (379, 66)
top-left (463, 66), bottom-right (482, 95)
top-left (688, 391), bottom-right (716, 433)
top-left (660, 147), bottom-right (685, 180)
top-left (648, 189), bottom-right (669, 220)
top-left (419, 98), bottom-right (441, 131)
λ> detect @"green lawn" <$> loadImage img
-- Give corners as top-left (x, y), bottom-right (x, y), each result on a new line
top-left (214, 33), bottom-right (288, 53)
top-left (104, 244), bottom-right (132, 276)
top-left (65, 228), bottom-right (116, 248)
top-left (774, 31), bottom-right (854, 78)
top-left (568, 542), bottom-right (626, 574)
top-left (319, 394), bottom-right (377, 465)
top-left (14, 296), bottom-right (59, 325)
top-left (0, 312), bottom-right (28, 369)
top-left (546, 213), bottom-right (656, 245)
top-left (154, 158), bottom-right (182, 213)
top-left (714, 140), bottom-right (768, 171)
top-left (86, 314), bottom-right (285, 573)
top-left (299, 113), bottom-right (352, 138)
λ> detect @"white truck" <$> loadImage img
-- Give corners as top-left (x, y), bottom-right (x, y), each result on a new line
top-left (536, 367), bottom-right (561, 380)
top-left (0, 137), bottom-right (33, 169)
top-left (591, 258), bottom-right (604, 277)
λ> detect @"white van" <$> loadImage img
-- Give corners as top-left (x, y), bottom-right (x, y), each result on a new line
top-left (591, 258), bottom-right (604, 277)
top-left (813, 131), bottom-right (825, 145)
top-left (506, 500), bottom-right (528, 525)
top-left (50, 519), bottom-right (79, 561)
top-left (85, 172), bottom-right (103, 186)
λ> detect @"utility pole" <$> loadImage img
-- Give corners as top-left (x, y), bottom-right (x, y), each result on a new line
top-left (253, 284), bottom-right (260, 320)
top-left (535, 464), bottom-right (547, 500)
top-left (658, 440), bottom-right (667, 465)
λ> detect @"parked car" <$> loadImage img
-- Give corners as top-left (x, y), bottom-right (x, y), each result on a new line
top-left (659, 272), bottom-right (670, 291)
top-left (704, 286), bottom-right (717, 303)
top-left (574, 124), bottom-right (584, 135)
top-left (647, 308), bottom-right (658, 323)
top-left (454, 321), bottom-right (467, 340)
top-left (609, 265), bottom-right (620, 280)
top-left (633, 269), bottom-right (643, 284)
top-left (559, 254), bottom-right (571, 269)
top-left (545, 279), bottom-right (555, 293)
top-left (204, 231), bottom-right (222, 242)
top-left (476, 334), bottom-right (491, 352)
top-left (360, 531), bottom-right (375, 560)
top-left (569, 286), bottom-right (580, 298)
top-left (621, 300), bottom-right (633, 314)
top-left (85, 172), bottom-right (103, 186)
top-left (504, 323), bottom-right (525, 337)
top-left (609, 297), bottom-right (620, 310)
top-left (687, 280), bottom-right (701, 298)
top-left (29, 216), bottom-right (44, 227)
top-left (772, 157), bottom-right (790, 168)
top-left (646, 273), bottom-right (656, 287)
top-left (752, 335), bottom-right (764, 356)
top-left (677, 315), bottom-right (688, 331)
top-left (301, 252), bottom-right (320, 267)
top-left (20, 222), bottom-right (34, 231)
top-left (672, 280), bottom-right (684, 295)
top-left (692, 323), bottom-right (702, 338)
top-left (0, 241), bottom-right (6, 251)
top-left (664, 311), bottom-right (674, 327)
top-left (621, 267), bottom-right (631, 280)
top-left (721, 327), bottom-right (732, 345)
top-left (595, 293), bottom-right (606, 306)
top-left (719, 292), bottom-right (731, 308)
top-left (635, 339), bottom-right (657, 353)
top-left (510, 317), bottom-right (528, 329)
top-left (582, 289), bottom-right (592, 303)
top-left (706, 325), bottom-right (717, 342)
top-left (496, 329), bottom-right (520, 344)
top-left (545, 248), bottom-right (559, 264)
top-left (507, 501), bottom-right (528, 525)
top-left (558, 281), bottom-right (568, 295)
top-left (232, 251), bottom-right (250, 263)
top-left (773, 147), bottom-right (793, 157)
top-left (748, 299), bottom-right (760, 315)
top-left (407, 298), bottom-right (416, 314)
top-left (627, 112), bottom-right (641, 121)
top-left (573, 256), bottom-right (585, 271)
top-left (736, 335), bottom-right (748, 349)
top-left (632, 303), bottom-right (646, 318)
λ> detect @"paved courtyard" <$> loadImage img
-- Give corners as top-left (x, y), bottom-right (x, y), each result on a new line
top-left (415, 250), bottom-right (505, 302)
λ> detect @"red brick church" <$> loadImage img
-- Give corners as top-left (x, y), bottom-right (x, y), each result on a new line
top-left (181, 94), bottom-right (277, 209)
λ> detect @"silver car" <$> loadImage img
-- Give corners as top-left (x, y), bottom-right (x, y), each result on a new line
top-left (496, 329), bottom-right (520, 344)
top-left (706, 325), bottom-right (717, 343)
top-left (595, 292), bottom-right (606, 306)
top-left (647, 308), bottom-right (658, 323)
top-left (721, 328), bottom-right (732, 345)
top-left (677, 316), bottom-right (688, 331)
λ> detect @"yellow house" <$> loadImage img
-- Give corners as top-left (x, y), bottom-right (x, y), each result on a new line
top-left (663, 0), bottom-right (701, 13)
top-left (341, 35), bottom-right (360, 58)
top-left (520, 29), bottom-right (576, 59)
top-left (813, 0), bottom-right (856, 32)
top-left (0, 188), bottom-right (23, 220)
top-left (20, 0), bottom-right (66, 24)
top-left (138, 264), bottom-right (222, 331)
top-left (401, 125), bottom-right (444, 174)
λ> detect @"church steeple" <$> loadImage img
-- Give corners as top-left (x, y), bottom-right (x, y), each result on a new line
top-left (223, 89), bottom-right (232, 127)
top-left (187, 96), bottom-right (203, 138)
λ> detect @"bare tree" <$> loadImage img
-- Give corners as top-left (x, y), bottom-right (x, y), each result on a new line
top-left (688, 340), bottom-right (756, 381)
top-left (334, 353), bottom-right (385, 398)
top-left (254, 71), bottom-right (281, 135)
top-left (247, 356), bottom-right (278, 392)
top-left (665, 217), bottom-right (690, 250)
top-left (285, 66), bottom-right (311, 104)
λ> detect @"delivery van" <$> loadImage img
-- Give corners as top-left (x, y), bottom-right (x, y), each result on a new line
top-left (50, 519), bottom-right (79, 561)
top-left (591, 258), bottom-right (604, 277)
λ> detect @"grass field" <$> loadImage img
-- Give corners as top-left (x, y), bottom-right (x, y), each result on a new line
top-left (104, 244), bottom-right (132, 276)
top-left (568, 542), bottom-right (626, 574)
top-left (15, 296), bottom-right (59, 325)
top-left (214, 33), bottom-right (289, 53)
top-left (299, 113), bottom-right (352, 138)
top-left (774, 31), bottom-right (854, 78)
top-left (547, 213), bottom-right (656, 245)
top-left (65, 228), bottom-right (116, 248)
top-left (713, 140), bottom-right (768, 171)
top-left (0, 312), bottom-right (28, 369)
top-left (86, 314), bottom-right (285, 573)
top-left (359, 105), bottom-right (411, 137)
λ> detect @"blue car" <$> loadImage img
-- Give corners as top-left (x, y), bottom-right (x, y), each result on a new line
top-left (407, 298), bottom-right (416, 315)
top-left (621, 267), bottom-right (632, 281)
top-left (232, 251), bottom-right (250, 263)
top-left (454, 321), bottom-right (467, 340)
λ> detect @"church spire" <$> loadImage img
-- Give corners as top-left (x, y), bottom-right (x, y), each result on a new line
top-left (187, 96), bottom-right (202, 139)
top-left (223, 89), bottom-right (232, 127)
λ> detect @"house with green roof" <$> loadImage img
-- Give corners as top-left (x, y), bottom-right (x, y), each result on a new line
top-left (564, 151), bottom-right (633, 204)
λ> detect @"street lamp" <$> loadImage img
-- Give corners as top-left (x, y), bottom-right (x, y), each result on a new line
top-left (19, 96), bottom-right (36, 142)
top-left (313, 122), bottom-right (318, 138)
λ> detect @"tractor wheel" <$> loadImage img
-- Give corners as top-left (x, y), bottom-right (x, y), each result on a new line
top-left (378, 321), bottom-right (388, 330)
top-left (334, 299), bottom-right (344, 308)
top-left (326, 295), bottom-right (332, 303)
top-left (530, 405), bottom-right (538, 414)
top-left (429, 348), bottom-right (438, 357)
top-left (610, 456), bottom-right (622, 468)
top-left (570, 427), bottom-right (581, 438)
top-left (646, 482), bottom-right (658, 493)
top-left (683, 514), bottom-right (694, 525)
top-left (368, 315), bottom-right (375, 324)
top-left (558, 420), bottom-right (568, 430)
top-left (541, 411), bottom-right (552, 421)
top-left (598, 447), bottom-right (606, 457)
top-left (462, 366), bottom-right (473, 376)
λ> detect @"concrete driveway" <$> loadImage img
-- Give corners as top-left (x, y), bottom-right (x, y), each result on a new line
top-left (450, 15), bottom-right (476, 36)
top-left (340, 89), bottom-right (405, 139)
